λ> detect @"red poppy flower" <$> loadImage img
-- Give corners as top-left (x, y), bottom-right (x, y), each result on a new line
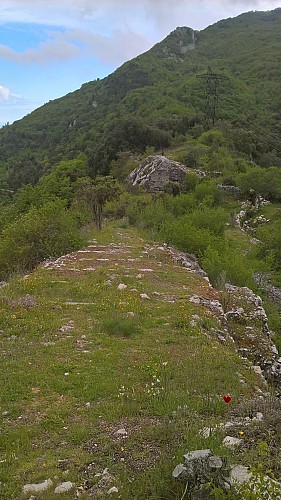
top-left (223, 394), bottom-right (231, 403)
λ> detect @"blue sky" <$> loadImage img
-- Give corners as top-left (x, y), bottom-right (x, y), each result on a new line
top-left (0, 0), bottom-right (280, 126)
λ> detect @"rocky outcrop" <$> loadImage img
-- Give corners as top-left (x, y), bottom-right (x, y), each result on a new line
top-left (173, 450), bottom-right (281, 498)
top-left (173, 449), bottom-right (230, 498)
top-left (168, 245), bottom-right (281, 387)
top-left (126, 155), bottom-right (189, 192)
top-left (218, 184), bottom-right (241, 198)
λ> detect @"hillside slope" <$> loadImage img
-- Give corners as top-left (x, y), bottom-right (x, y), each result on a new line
top-left (0, 222), bottom-right (279, 498)
top-left (0, 8), bottom-right (281, 188)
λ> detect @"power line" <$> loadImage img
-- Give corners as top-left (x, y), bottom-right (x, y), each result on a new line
top-left (222, 109), bottom-right (281, 156)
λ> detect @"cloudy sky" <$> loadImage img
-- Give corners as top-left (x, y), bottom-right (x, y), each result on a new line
top-left (0, 0), bottom-right (280, 126)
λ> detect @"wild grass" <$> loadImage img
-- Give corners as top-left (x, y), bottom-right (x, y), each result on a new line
top-left (0, 223), bottom-right (271, 498)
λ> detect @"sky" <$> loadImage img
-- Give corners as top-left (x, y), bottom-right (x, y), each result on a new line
top-left (0, 0), bottom-right (280, 126)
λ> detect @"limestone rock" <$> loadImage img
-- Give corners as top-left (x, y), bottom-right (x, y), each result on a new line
top-left (127, 155), bottom-right (189, 192)
top-left (117, 283), bottom-right (127, 290)
top-left (107, 486), bottom-right (119, 494)
top-left (115, 428), bottom-right (127, 436)
top-left (23, 479), bottom-right (53, 494)
top-left (140, 293), bottom-right (150, 299)
top-left (229, 465), bottom-right (252, 485)
top-left (173, 449), bottom-right (229, 495)
top-left (223, 436), bottom-right (243, 449)
top-left (54, 482), bottom-right (74, 494)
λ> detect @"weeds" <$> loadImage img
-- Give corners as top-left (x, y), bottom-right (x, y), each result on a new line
top-left (101, 311), bottom-right (141, 337)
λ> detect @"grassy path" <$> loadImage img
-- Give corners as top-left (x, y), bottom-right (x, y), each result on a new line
top-left (0, 224), bottom-right (263, 498)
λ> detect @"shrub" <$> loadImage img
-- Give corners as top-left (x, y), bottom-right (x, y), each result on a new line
top-left (0, 200), bottom-right (84, 279)
top-left (201, 244), bottom-right (254, 288)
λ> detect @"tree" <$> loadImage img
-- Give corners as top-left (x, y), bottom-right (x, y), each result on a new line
top-left (76, 176), bottom-right (121, 229)
top-left (109, 151), bottom-right (138, 181)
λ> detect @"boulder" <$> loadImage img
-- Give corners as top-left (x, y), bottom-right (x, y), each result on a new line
top-left (127, 155), bottom-right (189, 192)
top-left (172, 449), bottom-right (230, 497)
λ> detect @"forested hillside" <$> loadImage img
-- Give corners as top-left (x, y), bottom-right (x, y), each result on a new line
top-left (0, 8), bottom-right (281, 189)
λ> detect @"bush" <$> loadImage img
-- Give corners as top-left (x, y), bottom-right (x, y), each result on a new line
top-left (0, 200), bottom-right (84, 279)
top-left (201, 244), bottom-right (254, 288)
top-left (161, 218), bottom-right (220, 256)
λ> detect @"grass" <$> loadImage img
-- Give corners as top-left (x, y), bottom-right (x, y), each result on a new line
top-left (0, 221), bottom-right (273, 499)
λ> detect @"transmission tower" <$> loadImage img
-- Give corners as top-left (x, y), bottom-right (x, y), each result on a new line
top-left (197, 67), bottom-right (228, 126)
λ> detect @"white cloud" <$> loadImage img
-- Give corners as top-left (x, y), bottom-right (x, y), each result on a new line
top-left (0, 31), bottom-right (80, 66)
top-left (0, 84), bottom-right (21, 101)
top-left (1, 1), bottom-right (279, 31)
top-left (0, 85), bottom-right (12, 100)
top-left (0, 0), bottom-right (280, 65)
top-left (0, 27), bottom-right (151, 66)
top-left (69, 28), bottom-right (152, 64)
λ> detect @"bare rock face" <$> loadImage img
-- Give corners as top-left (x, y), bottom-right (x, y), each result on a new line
top-left (127, 155), bottom-right (188, 192)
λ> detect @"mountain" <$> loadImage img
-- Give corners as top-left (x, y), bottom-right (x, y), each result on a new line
top-left (1, 8), bottom-right (281, 189)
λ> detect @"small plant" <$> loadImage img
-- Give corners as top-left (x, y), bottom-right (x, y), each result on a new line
top-left (236, 466), bottom-right (281, 500)
top-left (101, 312), bottom-right (141, 337)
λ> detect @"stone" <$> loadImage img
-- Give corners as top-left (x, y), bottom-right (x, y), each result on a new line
top-left (172, 464), bottom-right (186, 479)
top-left (218, 184), bottom-right (241, 198)
top-left (107, 486), bottom-right (119, 494)
top-left (208, 456), bottom-right (223, 469)
top-left (23, 479), bottom-right (53, 494)
top-left (199, 427), bottom-right (212, 438)
top-left (140, 293), bottom-right (150, 299)
top-left (117, 283), bottom-right (127, 290)
top-left (183, 449), bottom-right (212, 463)
top-left (115, 428), bottom-right (127, 436)
top-left (127, 155), bottom-right (190, 192)
top-left (229, 465), bottom-right (252, 485)
top-left (54, 482), bottom-right (74, 494)
top-left (223, 436), bottom-right (243, 449)
top-left (252, 365), bottom-right (263, 376)
top-left (173, 449), bottom-right (229, 496)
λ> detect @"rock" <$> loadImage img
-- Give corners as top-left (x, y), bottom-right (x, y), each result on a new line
top-left (229, 465), bottom-right (252, 485)
top-left (199, 427), bottom-right (212, 438)
top-left (218, 184), bottom-right (241, 198)
top-left (115, 428), bottom-right (127, 436)
top-left (127, 155), bottom-right (190, 192)
top-left (23, 479), bottom-right (53, 494)
top-left (208, 456), bottom-right (223, 469)
top-left (183, 449), bottom-right (212, 462)
top-left (117, 283), bottom-right (127, 290)
top-left (54, 481), bottom-right (74, 494)
top-left (223, 436), bottom-right (243, 449)
top-left (252, 365), bottom-right (263, 377)
top-left (189, 295), bottom-right (224, 315)
top-left (264, 359), bottom-right (281, 384)
top-left (173, 449), bottom-right (229, 494)
top-left (107, 486), bottom-right (119, 494)
top-left (172, 463), bottom-right (186, 479)
top-left (225, 308), bottom-right (244, 320)
top-left (140, 293), bottom-right (150, 299)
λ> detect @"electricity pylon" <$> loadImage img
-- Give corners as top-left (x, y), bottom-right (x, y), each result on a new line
top-left (197, 67), bottom-right (228, 126)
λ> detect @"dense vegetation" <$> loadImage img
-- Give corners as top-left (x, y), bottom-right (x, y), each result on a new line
top-left (0, 9), bottom-right (281, 190)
